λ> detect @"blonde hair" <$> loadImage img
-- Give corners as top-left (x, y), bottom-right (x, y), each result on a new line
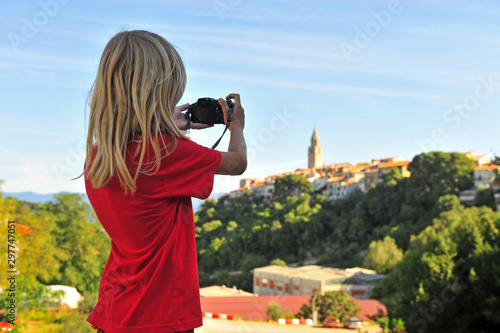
top-left (84, 30), bottom-right (187, 193)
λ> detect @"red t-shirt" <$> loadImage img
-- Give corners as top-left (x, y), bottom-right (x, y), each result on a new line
top-left (85, 135), bottom-right (221, 333)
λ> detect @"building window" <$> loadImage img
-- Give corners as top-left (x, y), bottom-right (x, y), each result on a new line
top-left (285, 284), bottom-right (289, 293)
top-left (270, 280), bottom-right (274, 289)
top-left (351, 290), bottom-right (365, 297)
top-left (255, 277), bottom-right (260, 286)
top-left (312, 288), bottom-right (318, 294)
top-left (293, 285), bottom-right (299, 291)
top-left (277, 286), bottom-right (283, 291)
top-left (262, 278), bottom-right (268, 288)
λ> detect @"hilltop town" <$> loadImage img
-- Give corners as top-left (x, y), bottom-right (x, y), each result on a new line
top-left (228, 129), bottom-right (500, 208)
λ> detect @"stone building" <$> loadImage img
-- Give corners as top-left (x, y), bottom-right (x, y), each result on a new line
top-left (308, 128), bottom-right (323, 170)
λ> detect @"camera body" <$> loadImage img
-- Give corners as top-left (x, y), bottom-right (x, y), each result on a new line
top-left (187, 97), bottom-right (234, 125)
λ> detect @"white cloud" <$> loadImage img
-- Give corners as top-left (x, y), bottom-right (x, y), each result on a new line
top-left (213, 175), bottom-right (242, 194)
top-left (0, 150), bottom-right (85, 194)
top-left (187, 130), bottom-right (206, 142)
top-left (0, 46), bottom-right (96, 72)
top-left (189, 69), bottom-right (442, 100)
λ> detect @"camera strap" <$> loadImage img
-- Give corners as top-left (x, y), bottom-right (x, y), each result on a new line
top-left (211, 107), bottom-right (233, 149)
top-left (184, 108), bottom-right (233, 150)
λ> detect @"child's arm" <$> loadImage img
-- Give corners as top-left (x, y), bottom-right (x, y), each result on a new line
top-left (216, 93), bottom-right (247, 175)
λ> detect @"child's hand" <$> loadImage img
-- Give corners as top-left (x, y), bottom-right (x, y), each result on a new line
top-left (219, 93), bottom-right (245, 131)
top-left (173, 103), bottom-right (213, 130)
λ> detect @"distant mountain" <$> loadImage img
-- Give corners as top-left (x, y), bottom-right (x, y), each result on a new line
top-left (1, 191), bottom-right (75, 203)
top-left (2, 191), bottom-right (225, 212)
top-left (192, 192), bottom-right (226, 212)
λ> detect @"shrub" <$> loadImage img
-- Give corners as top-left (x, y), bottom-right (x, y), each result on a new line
top-left (266, 301), bottom-right (283, 321)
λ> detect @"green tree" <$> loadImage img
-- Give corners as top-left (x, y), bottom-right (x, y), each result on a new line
top-left (274, 174), bottom-right (313, 204)
top-left (226, 220), bottom-right (238, 232)
top-left (213, 270), bottom-right (230, 286)
top-left (44, 194), bottom-right (110, 293)
top-left (372, 203), bottom-right (500, 333)
top-left (270, 258), bottom-right (286, 266)
top-left (382, 167), bottom-right (403, 186)
top-left (0, 194), bottom-right (66, 311)
top-left (239, 254), bottom-right (267, 291)
top-left (297, 291), bottom-right (360, 322)
top-left (363, 236), bottom-right (403, 273)
top-left (202, 220), bottom-right (223, 233)
top-left (435, 194), bottom-right (464, 214)
top-left (475, 187), bottom-right (496, 210)
top-left (383, 152), bottom-right (475, 248)
top-left (376, 315), bottom-right (406, 333)
top-left (407, 152), bottom-right (475, 209)
top-left (266, 301), bottom-right (283, 321)
top-left (0, 196), bottom-right (63, 286)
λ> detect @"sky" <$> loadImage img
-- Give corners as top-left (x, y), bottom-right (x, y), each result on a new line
top-left (0, 0), bottom-right (499, 195)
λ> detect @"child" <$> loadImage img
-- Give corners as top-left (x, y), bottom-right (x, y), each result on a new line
top-left (83, 30), bottom-right (246, 333)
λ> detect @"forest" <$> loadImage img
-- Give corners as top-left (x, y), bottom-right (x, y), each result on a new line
top-left (1, 151), bottom-right (499, 332)
top-left (195, 152), bottom-right (494, 283)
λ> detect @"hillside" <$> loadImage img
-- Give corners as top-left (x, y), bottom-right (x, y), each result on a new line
top-left (0, 191), bottom-right (225, 212)
top-left (1, 151), bottom-right (499, 332)
top-left (194, 152), bottom-right (482, 287)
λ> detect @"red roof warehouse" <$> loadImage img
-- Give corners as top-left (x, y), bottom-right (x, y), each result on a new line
top-left (200, 294), bottom-right (386, 321)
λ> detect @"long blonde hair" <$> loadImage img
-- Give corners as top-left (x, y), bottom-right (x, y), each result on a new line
top-left (84, 30), bottom-right (187, 193)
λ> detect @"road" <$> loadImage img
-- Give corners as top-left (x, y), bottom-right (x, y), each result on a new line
top-left (199, 318), bottom-right (382, 333)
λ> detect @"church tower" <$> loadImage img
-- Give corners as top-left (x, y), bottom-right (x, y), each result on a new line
top-left (308, 128), bottom-right (323, 169)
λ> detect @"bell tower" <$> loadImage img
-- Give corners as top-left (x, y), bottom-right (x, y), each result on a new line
top-left (308, 128), bottom-right (323, 169)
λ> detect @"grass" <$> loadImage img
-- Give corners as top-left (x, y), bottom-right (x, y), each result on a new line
top-left (24, 320), bottom-right (62, 333)
top-left (19, 308), bottom-right (93, 333)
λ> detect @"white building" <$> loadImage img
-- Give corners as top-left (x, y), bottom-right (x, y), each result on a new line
top-left (473, 164), bottom-right (498, 189)
top-left (49, 285), bottom-right (83, 309)
top-left (253, 265), bottom-right (385, 299)
top-left (465, 150), bottom-right (492, 166)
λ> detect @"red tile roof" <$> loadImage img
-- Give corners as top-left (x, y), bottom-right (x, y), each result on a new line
top-left (474, 164), bottom-right (498, 171)
top-left (327, 176), bottom-right (345, 183)
top-left (201, 295), bottom-right (386, 321)
top-left (378, 161), bottom-right (410, 169)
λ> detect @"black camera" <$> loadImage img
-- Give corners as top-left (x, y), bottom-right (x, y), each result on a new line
top-left (187, 97), bottom-right (234, 126)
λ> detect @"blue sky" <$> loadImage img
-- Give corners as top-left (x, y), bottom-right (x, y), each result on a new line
top-left (1, 0), bottom-right (499, 194)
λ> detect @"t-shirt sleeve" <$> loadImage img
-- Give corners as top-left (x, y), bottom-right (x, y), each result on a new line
top-left (156, 138), bottom-right (221, 199)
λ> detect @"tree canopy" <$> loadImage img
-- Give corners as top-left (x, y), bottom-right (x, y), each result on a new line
top-left (297, 291), bottom-right (361, 322)
top-left (194, 152), bottom-right (479, 291)
top-left (372, 203), bottom-right (500, 333)
top-left (0, 192), bottom-right (110, 312)
top-left (274, 174), bottom-right (313, 204)
top-left (363, 236), bottom-right (403, 274)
